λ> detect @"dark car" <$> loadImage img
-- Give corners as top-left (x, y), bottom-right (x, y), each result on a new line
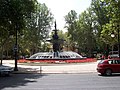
top-left (0, 65), bottom-right (13, 76)
top-left (97, 58), bottom-right (120, 76)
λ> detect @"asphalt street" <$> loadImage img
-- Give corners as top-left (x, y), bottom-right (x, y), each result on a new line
top-left (1, 60), bottom-right (120, 90)
top-left (1, 73), bottom-right (120, 90)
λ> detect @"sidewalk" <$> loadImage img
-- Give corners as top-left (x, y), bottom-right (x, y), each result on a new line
top-left (2, 60), bottom-right (99, 74)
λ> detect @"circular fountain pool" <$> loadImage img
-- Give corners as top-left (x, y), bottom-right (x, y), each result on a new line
top-left (27, 51), bottom-right (83, 60)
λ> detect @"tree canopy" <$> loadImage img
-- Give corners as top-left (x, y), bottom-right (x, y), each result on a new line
top-left (0, 0), bottom-right (54, 59)
top-left (64, 0), bottom-right (120, 57)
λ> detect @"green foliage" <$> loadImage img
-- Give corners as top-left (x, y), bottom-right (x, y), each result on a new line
top-left (64, 10), bottom-right (78, 41)
top-left (77, 8), bottom-right (96, 56)
top-left (23, 3), bottom-right (54, 55)
top-left (0, 0), bottom-right (36, 59)
top-left (0, 0), bottom-right (53, 58)
top-left (0, 0), bottom-right (36, 34)
top-left (64, 0), bottom-right (120, 56)
top-left (90, 0), bottom-right (120, 54)
top-left (99, 0), bottom-right (120, 45)
top-left (64, 8), bottom-right (97, 56)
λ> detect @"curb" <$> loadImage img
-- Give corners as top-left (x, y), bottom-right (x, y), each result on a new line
top-left (12, 69), bottom-right (97, 74)
top-left (12, 71), bottom-right (97, 74)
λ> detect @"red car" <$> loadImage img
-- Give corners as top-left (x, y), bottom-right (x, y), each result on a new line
top-left (97, 58), bottom-right (120, 76)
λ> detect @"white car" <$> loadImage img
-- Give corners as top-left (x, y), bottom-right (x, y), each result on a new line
top-left (0, 65), bottom-right (13, 76)
top-left (108, 51), bottom-right (119, 59)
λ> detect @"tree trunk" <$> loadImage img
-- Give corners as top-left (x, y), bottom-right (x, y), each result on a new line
top-left (0, 45), bottom-right (4, 65)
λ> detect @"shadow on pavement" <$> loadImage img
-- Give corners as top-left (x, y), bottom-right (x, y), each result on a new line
top-left (98, 73), bottom-right (120, 77)
top-left (0, 67), bottom-right (46, 90)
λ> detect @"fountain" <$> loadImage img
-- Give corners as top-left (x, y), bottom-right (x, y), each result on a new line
top-left (26, 21), bottom-right (84, 61)
top-left (28, 51), bottom-right (83, 60)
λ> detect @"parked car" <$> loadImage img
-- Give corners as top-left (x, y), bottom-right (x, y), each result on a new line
top-left (97, 58), bottom-right (120, 76)
top-left (108, 51), bottom-right (119, 59)
top-left (0, 65), bottom-right (13, 76)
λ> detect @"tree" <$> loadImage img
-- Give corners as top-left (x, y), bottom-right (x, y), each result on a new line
top-left (90, 0), bottom-right (111, 55)
top-left (64, 10), bottom-right (78, 51)
top-left (91, 0), bottom-right (120, 57)
top-left (91, 0), bottom-right (109, 32)
top-left (64, 8), bottom-right (97, 57)
top-left (0, 0), bottom-right (36, 63)
top-left (100, 0), bottom-right (120, 52)
top-left (20, 3), bottom-right (54, 55)
top-left (76, 8), bottom-right (96, 57)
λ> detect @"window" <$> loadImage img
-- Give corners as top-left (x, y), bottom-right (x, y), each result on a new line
top-left (116, 60), bottom-right (120, 64)
top-left (99, 60), bottom-right (105, 64)
top-left (108, 60), bottom-right (120, 64)
top-left (108, 60), bottom-right (112, 64)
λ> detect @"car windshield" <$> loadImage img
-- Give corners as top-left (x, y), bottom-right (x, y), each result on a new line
top-left (99, 60), bottom-right (105, 64)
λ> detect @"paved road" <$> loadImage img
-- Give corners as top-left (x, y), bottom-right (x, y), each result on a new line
top-left (2, 60), bottom-right (99, 74)
top-left (1, 73), bottom-right (120, 90)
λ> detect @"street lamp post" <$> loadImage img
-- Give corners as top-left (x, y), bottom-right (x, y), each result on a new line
top-left (14, 25), bottom-right (18, 71)
top-left (111, 32), bottom-right (115, 55)
top-left (111, 24), bottom-right (120, 58)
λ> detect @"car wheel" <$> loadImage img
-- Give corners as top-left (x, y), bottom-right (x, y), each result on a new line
top-left (105, 69), bottom-right (112, 76)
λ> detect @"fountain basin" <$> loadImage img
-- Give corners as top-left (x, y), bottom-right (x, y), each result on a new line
top-left (26, 51), bottom-right (84, 60)
top-left (17, 51), bottom-right (96, 63)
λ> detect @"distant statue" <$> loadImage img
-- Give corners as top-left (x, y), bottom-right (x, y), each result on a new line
top-left (52, 21), bottom-right (60, 57)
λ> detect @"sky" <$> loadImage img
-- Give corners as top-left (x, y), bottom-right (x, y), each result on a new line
top-left (37, 0), bottom-right (92, 31)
